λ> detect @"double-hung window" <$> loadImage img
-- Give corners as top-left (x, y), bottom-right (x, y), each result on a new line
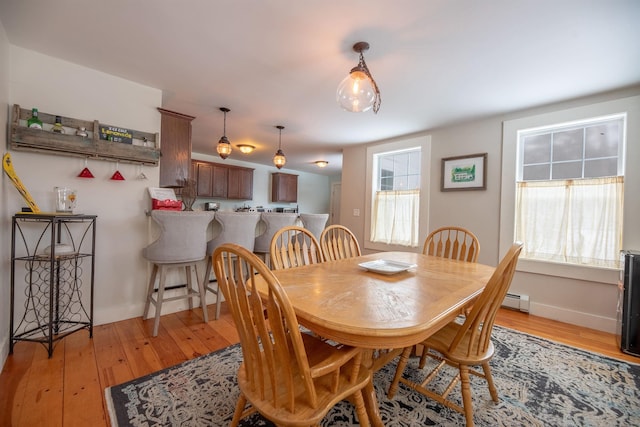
top-left (370, 148), bottom-right (421, 247)
top-left (515, 114), bottom-right (625, 268)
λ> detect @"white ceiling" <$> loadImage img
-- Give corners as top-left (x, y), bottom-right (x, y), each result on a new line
top-left (1, 0), bottom-right (639, 175)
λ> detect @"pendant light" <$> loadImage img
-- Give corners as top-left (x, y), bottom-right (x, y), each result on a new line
top-left (273, 125), bottom-right (286, 169)
top-left (336, 41), bottom-right (381, 114)
top-left (216, 107), bottom-right (232, 159)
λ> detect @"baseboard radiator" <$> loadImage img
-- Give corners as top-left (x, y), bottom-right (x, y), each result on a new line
top-left (501, 293), bottom-right (530, 313)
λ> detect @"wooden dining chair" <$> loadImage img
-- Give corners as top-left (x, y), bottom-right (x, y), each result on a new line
top-left (212, 243), bottom-right (372, 427)
top-left (423, 226), bottom-right (480, 262)
top-left (388, 242), bottom-right (523, 427)
top-left (270, 225), bottom-right (324, 270)
top-left (319, 224), bottom-right (362, 261)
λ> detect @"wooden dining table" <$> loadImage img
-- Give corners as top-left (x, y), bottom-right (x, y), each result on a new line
top-left (263, 250), bottom-right (496, 426)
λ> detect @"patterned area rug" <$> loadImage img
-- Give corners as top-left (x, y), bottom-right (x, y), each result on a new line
top-left (105, 326), bottom-right (640, 426)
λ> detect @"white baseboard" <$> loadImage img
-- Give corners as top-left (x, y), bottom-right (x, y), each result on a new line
top-left (529, 301), bottom-right (618, 334)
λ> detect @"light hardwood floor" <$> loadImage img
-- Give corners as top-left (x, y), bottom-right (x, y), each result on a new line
top-left (0, 305), bottom-right (637, 426)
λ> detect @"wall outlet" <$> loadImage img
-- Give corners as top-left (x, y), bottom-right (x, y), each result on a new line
top-left (353, 208), bottom-right (360, 217)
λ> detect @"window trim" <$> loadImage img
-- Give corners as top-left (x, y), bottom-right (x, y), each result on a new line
top-left (501, 98), bottom-right (638, 285)
top-left (364, 135), bottom-right (431, 252)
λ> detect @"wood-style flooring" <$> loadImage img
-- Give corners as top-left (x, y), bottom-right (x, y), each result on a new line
top-left (0, 305), bottom-right (637, 426)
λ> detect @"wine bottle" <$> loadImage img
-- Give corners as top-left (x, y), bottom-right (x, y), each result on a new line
top-left (52, 116), bottom-right (65, 134)
top-left (27, 108), bottom-right (43, 130)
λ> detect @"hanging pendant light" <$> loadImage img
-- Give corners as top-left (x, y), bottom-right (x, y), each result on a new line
top-left (273, 125), bottom-right (286, 169)
top-left (216, 107), bottom-right (232, 159)
top-left (336, 41), bottom-right (381, 114)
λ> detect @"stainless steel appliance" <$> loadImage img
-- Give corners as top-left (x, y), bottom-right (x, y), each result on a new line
top-left (617, 250), bottom-right (640, 357)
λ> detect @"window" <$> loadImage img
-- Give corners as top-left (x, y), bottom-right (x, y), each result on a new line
top-left (363, 135), bottom-right (431, 252)
top-left (370, 148), bottom-right (421, 246)
top-left (515, 114), bottom-right (625, 268)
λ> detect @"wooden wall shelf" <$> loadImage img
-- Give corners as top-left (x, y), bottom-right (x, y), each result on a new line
top-left (10, 104), bottom-right (160, 166)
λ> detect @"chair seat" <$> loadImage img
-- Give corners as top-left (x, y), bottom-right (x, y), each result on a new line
top-left (423, 322), bottom-right (495, 365)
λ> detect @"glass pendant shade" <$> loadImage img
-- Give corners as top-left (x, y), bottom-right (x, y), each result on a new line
top-left (273, 125), bottom-right (286, 169)
top-left (217, 136), bottom-right (232, 159)
top-left (273, 149), bottom-right (286, 169)
top-left (217, 107), bottom-right (232, 159)
top-left (337, 68), bottom-right (376, 113)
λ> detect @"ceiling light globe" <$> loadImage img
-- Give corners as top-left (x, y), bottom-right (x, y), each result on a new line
top-left (273, 150), bottom-right (286, 169)
top-left (337, 68), bottom-right (376, 113)
top-left (217, 136), bottom-right (232, 159)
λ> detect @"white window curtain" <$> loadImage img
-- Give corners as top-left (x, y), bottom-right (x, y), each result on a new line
top-left (370, 189), bottom-right (420, 246)
top-left (515, 176), bottom-right (623, 268)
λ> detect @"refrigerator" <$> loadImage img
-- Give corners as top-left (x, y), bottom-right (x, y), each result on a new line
top-left (617, 250), bottom-right (640, 357)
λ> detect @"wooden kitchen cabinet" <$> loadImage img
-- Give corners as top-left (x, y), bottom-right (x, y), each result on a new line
top-left (158, 108), bottom-right (195, 188)
top-left (271, 172), bottom-right (298, 202)
top-left (228, 166), bottom-right (254, 200)
top-left (192, 160), bottom-right (253, 200)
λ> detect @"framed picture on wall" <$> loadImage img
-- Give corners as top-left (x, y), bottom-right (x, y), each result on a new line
top-left (441, 153), bottom-right (487, 191)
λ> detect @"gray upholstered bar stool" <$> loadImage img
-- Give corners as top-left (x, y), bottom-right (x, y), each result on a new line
top-left (299, 213), bottom-right (329, 242)
top-left (253, 212), bottom-right (299, 267)
top-left (203, 211), bottom-right (261, 319)
top-left (142, 210), bottom-right (215, 337)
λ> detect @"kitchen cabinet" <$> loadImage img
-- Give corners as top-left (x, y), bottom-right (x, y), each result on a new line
top-left (271, 172), bottom-right (298, 203)
top-left (158, 108), bottom-right (195, 188)
top-left (228, 166), bottom-right (254, 200)
top-left (192, 160), bottom-right (253, 200)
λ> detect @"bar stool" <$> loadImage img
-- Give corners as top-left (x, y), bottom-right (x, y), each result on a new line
top-left (254, 212), bottom-right (299, 267)
top-left (142, 210), bottom-right (215, 337)
top-left (299, 213), bottom-right (329, 242)
top-left (203, 211), bottom-right (261, 319)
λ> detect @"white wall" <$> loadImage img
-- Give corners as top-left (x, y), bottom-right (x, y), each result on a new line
top-left (0, 44), bottom-right (334, 369)
top-left (342, 86), bottom-right (640, 334)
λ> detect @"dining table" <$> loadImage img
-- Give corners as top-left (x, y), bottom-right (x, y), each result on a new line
top-left (263, 250), bottom-right (496, 426)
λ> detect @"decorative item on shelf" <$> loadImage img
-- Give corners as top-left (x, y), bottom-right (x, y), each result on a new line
top-left (217, 107), bottom-right (232, 159)
top-left (179, 178), bottom-right (197, 211)
top-left (273, 125), bottom-right (286, 169)
top-left (110, 161), bottom-right (125, 181)
top-left (51, 116), bottom-right (65, 134)
top-left (54, 187), bottom-right (77, 213)
top-left (77, 158), bottom-right (95, 178)
top-left (76, 127), bottom-right (88, 138)
top-left (237, 144), bottom-right (255, 154)
top-left (336, 41), bottom-right (381, 114)
top-left (314, 160), bottom-right (329, 168)
top-left (27, 107), bottom-right (43, 129)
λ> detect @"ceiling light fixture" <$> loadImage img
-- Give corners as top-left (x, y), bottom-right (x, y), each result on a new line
top-left (216, 107), bottom-right (232, 159)
top-left (336, 41), bottom-right (381, 114)
top-left (315, 160), bottom-right (329, 168)
top-left (237, 144), bottom-right (255, 154)
top-left (273, 125), bottom-right (286, 169)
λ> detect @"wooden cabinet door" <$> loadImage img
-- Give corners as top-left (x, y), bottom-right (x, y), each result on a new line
top-left (211, 165), bottom-right (228, 198)
top-left (158, 108), bottom-right (195, 188)
top-left (195, 162), bottom-right (213, 197)
top-left (272, 173), bottom-right (298, 202)
top-left (228, 167), bottom-right (254, 200)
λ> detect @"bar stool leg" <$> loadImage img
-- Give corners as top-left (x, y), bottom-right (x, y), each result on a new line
top-left (195, 264), bottom-right (209, 323)
top-left (153, 266), bottom-right (167, 337)
top-left (185, 265), bottom-right (194, 311)
top-left (143, 264), bottom-right (159, 320)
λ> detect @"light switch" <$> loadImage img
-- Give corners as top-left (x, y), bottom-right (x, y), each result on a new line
top-left (353, 208), bottom-right (360, 217)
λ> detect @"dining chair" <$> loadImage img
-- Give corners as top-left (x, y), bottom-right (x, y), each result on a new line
top-left (212, 243), bottom-right (372, 427)
top-left (203, 211), bottom-right (261, 319)
top-left (253, 212), bottom-right (299, 266)
top-left (319, 224), bottom-right (362, 261)
top-left (270, 225), bottom-right (324, 270)
top-left (387, 242), bottom-right (523, 427)
top-left (142, 210), bottom-right (215, 337)
top-left (423, 226), bottom-right (480, 262)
